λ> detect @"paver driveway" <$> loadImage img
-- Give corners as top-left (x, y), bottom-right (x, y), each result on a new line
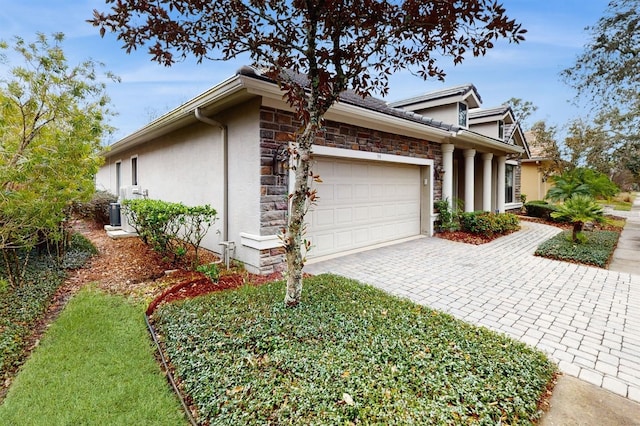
top-left (305, 221), bottom-right (640, 402)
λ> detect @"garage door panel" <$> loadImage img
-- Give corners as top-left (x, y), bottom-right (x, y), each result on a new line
top-left (316, 183), bottom-right (334, 201)
top-left (354, 206), bottom-right (369, 221)
top-left (336, 184), bottom-right (352, 200)
top-left (306, 158), bottom-right (421, 258)
top-left (312, 208), bottom-right (334, 227)
top-left (336, 208), bottom-right (352, 224)
top-left (314, 233), bottom-right (335, 252)
top-left (354, 184), bottom-right (369, 199)
top-left (336, 230), bottom-right (353, 248)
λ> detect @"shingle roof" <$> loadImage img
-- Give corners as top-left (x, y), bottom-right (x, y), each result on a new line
top-left (524, 130), bottom-right (547, 158)
top-left (388, 84), bottom-right (482, 108)
top-left (237, 66), bottom-right (461, 132)
top-left (469, 105), bottom-right (511, 120)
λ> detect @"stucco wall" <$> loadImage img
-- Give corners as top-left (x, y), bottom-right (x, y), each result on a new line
top-left (413, 104), bottom-right (459, 126)
top-left (96, 99), bottom-right (263, 271)
top-left (470, 122), bottom-right (498, 139)
top-left (521, 162), bottom-right (552, 201)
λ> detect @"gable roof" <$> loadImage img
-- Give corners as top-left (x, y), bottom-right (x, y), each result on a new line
top-left (469, 105), bottom-right (513, 123)
top-left (238, 66), bottom-right (462, 132)
top-left (104, 66), bottom-right (523, 157)
top-left (388, 84), bottom-right (482, 109)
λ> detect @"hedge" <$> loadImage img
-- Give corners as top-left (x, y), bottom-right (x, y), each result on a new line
top-left (458, 212), bottom-right (520, 236)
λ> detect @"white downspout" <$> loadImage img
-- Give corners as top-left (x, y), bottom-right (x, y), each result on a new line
top-left (194, 107), bottom-right (228, 242)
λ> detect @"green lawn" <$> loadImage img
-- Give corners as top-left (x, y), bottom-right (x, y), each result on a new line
top-left (0, 233), bottom-right (96, 384)
top-left (153, 275), bottom-right (557, 425)
top-left (597, 192), bottom-right (636, 211)
top-left (0, 287), bottom-right (187, 425)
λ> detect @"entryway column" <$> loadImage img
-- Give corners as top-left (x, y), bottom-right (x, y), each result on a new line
top-left (463, 149), bottom-right (475, 212)
top-left (441, 144), bottom-right (454, 208)
top-left (482, 153), bottom-right (493, 212)
top-left (497, 155), bottom-right (506, 213)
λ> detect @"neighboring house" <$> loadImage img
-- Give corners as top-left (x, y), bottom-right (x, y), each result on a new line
top-left (96, 67), bottom-right (529, 274)
top-left (520, 130), bottom-right (556, 201)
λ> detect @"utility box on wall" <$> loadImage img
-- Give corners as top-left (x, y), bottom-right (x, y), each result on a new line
top-left (109, 203), bottom-right (121, 227)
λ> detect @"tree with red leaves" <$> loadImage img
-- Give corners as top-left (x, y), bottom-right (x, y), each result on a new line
top-left (90, 0), bottom-right (526, 306)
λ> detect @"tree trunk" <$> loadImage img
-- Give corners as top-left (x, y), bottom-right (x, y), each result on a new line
top-left (572, 221), bottom-right (583, 242)
top-left (283, 123), bottom-right (317, 306)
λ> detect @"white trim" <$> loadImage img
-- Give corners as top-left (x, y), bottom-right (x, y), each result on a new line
top-left (130, 155), bottom-right (139, 186)
top-left (311, 145), bottom-right (433, 166)
top-left (239, 232), bottom-right (282, 250)
top-left (505, 202), bottom-right (523, 211)
top-left (506, 159), bottom-right (519, 165)
top-left (304, 235), bottom-right (425, 265)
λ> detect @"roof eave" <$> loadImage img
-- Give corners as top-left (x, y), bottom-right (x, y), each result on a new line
top-left (455, 129), bottom-right (524, 155)
top-left (103, 74), bottom-right (248, 157)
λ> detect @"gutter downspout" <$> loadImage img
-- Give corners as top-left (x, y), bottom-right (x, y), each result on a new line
top-left (194, 107), bottom-right (228, 242)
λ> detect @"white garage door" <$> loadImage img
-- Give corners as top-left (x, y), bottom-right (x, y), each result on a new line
top-left (306, 157), bottom-right (421, 258)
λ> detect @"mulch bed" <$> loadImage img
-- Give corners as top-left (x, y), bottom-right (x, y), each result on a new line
top-left (436, 213), bottom-right (626, 245)
top-left (145, 270), bottom-right (283, 315)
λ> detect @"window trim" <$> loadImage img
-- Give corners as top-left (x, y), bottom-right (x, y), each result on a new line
top-left (458, 102), bottom-right (468, 127)
top-left (505, 162), bottom-right (516, 204)
top-left (131, 155), bottom-right (138, 186)
top-left (498, 120), bottom-right (504, 140)
top-left (115, 160), bottom-right (122, 197)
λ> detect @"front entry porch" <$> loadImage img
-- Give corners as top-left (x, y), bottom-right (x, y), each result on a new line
top-left (440, 143), bottom-right (521, 213)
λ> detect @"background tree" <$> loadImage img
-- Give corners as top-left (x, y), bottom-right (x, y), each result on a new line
top-left (0, 33), bottom-right (115, 286)
top-left (528, 120), bottom-right (564, 181)
top-left (504, 97), bottom-right (538, 130)
top-left (563, 118), bottom-right (612, 175)
top-left (91, 0), bottom-right (526, 306)
top-left (562, 0), bottom-right (640, 188)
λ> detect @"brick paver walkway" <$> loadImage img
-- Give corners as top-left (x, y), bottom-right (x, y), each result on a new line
top-left (305, 220), bottom-right (640, 402)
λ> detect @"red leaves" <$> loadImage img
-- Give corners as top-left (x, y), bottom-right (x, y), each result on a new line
top-left (91, 0), bottom-right (526, 115)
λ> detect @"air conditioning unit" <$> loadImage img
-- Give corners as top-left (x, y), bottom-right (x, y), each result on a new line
top-left (119, 186), bottom-right (143, 233)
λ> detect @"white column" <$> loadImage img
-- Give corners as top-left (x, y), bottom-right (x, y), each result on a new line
top-left (482, 153), bottom-right (493, 212)
top-left (441, 144), bottom-right (455, 208)
top-left (497, 155), bottom-right (506, 213)
top-left (463, 149), bottom-right (475, 212)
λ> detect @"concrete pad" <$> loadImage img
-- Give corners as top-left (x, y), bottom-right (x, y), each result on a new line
top-left (106, 229), bottom-right (138, 239)
top-left (540, 375), bottom-right (640, 426)
top-left (610, 247), bottom-right (640, 261)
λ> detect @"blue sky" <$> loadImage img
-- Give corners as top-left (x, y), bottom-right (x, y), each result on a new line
top-left (0, 0), bottom-right (609, 143)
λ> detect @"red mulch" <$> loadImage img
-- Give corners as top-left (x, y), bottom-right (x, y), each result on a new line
top-left (436, 213), bottom-right (626, 245)
top-left (436, 230), bottom-right (508, 245)
top-left (146, 270), bottom-right (284, 315)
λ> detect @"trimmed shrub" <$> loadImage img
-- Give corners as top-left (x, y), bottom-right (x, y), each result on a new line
top-left (122, 199), bottom-right (217, 268)
top-left (459, 212), bottom-right (520, 236)
top-left (524, 200), bottom-right (558, 220)
top-left (72, 190), bottom-right (118, 225)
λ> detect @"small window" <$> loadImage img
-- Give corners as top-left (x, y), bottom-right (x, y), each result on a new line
top-left (458, 103), bottom-right (468, 127)
top-left (131, 157), bottom-right (138, 186)
top-left (115, 161), bottom-right (122, 195)
top-left (505, 164), bottom-right (515, 203)
top-left (498, 120), bottom-right (504, 140)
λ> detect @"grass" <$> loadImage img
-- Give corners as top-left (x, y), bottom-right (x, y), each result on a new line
top-left (597, 192), bottom-right (636, 211)
top-left (0, 234), bottom-right (96, 383)
top-left (535, 230), bottom-right (620, 267)
top-left (0, 287), bottom-right (187, 425)
top-left (153, 275), bottom-right (557, 425)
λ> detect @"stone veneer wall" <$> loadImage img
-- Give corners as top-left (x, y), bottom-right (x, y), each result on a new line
top-left (257, 106), bottom-right (443, 273)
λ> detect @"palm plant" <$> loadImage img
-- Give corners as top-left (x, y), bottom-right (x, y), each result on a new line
top-left (546, 168), bottom-right (618, 202)
top-left (551, 195), bottom-right (606, 243)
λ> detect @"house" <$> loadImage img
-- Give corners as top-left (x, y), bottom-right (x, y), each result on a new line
top-left (520, 131), bottom-right (557, 201)
top-left (96, 67), bottom-right (529, 274)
